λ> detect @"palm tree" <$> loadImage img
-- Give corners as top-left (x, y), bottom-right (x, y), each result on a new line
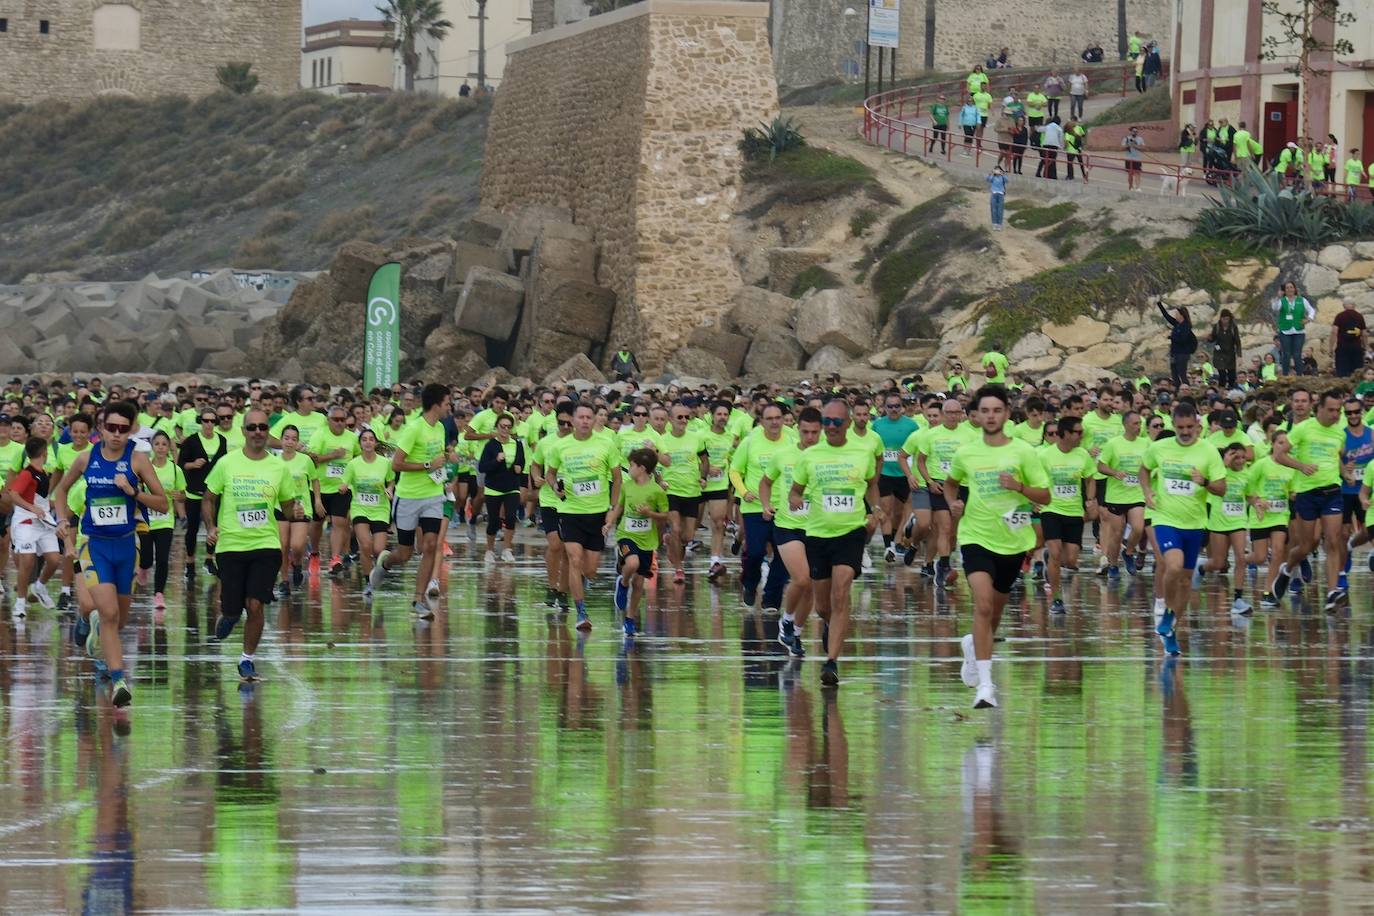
top-left (378, 0), bottom-right (453, 92)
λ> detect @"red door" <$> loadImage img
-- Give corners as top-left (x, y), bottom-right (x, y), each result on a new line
top-left (1262, 100), bottom-right (1297, 168)
top-left (1363, 94), bottom-right (1374, 167)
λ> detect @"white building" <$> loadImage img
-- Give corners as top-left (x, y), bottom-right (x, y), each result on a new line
top-left (409, 0), bottom-right (534, 94)
top-left (301, 19), bottom-right (394, 94)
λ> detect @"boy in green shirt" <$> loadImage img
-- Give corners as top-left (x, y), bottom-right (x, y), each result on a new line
top-left (1194, 443), bottom-right (1253, 613)
top-left (605, 447), bottom-right (670, 637)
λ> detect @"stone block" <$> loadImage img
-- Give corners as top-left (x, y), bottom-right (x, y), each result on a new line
top-left (277, 277), bottom-right (335, 341)
top-left (742, 326), bottom-right (804, 374)
top-left (794, 289), bottom-right (874, 356)
top-left (1355, 242), bottom-right (1374, 260)
top-left (0, 336), bottom-right (35, 374)
top-left (20, 288), bottom-right (57, 315)
top-left (1008, 331), bottom-right (1053, 362)
top-left (498, 206), bottom-right (575, 272)
top-left (1300, 262), bottom-right (1340, 298)
top-left (402, 253), bottom-right (452, 294)
top-left (455, 267), bottom-right (525, 341)
top-left (1340, 260), bottom-right (1374, 282)
top-left (522, 328), bottom-right (591, 381)
top-left (543, 352), bottom-right (605, 386)
top-left (449, 241), bottom-right (508, 287)
top-left (426, 347), bottom-right (489, 386)
top-left (197, 269), bottom-right (242, 298)
top-left (7, 318), bottom-right (40, 354)
top-left (666, 347), bottom-right (731, 382)
top-left (233, 324), bottom-right (264, 352)
top-left (533, 279), bottom-right (616, 341)
top-left (1066, 341), bottom-right (1132, 369)
top-left (30, 335), bottom-right (71, 364)
top-left (202, 347), bottom-right (248, 373)
top-left (329, 240), bottom-right (391, 304)
top-left (805, 345), bottom-right (851, 374)
top-left (80, 316), bottom-right (137, 344)
top-left (1044, 315), bottom-right (1109, 349)
top-left (456, 209), bottom-right (511, 247)
top-left (768, 247), bottom-right (829, 294)
top-left (185, 326), bottom-right (230, 366)
top-left (1317, 244), bottom-right (1353, 272)
top-left (726, 286), bottom-right (797, 338)
top-left (170, 284), bottom-right (228, 320)
top-left (31, 303), bottom-right (74, 336)
top-left (248, 304), bottom-right (282, 325)
top-left (686, 327), bottom-right (750, 376)
top-left (530, 232), bottom-right (596, 280)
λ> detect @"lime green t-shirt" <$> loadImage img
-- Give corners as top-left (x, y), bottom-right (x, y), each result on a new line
top-left (909, 423), bottom-right (977, 483)
top-left (147, 458), bottom-right (184, 531)
top-left (726, 408), bottom-right (756, 443)
top-left (701, 429), bottom-right (735, 494)
top-left (973, 90), bottom-right (993, 115)
top-left (790, 437), bottom-right (876, 537)
top-left (204, 450), bottom-right (296, 553)
top-left (1208, 429), bottom-right (1252, 462)
top-left (616, 425), bottom-right (662, 468)
top-left (1364, 462), bottom-right (1374, 527)
top-left (342, 454), bottom-right (394, 523)
top-left (1098, 434), bottom-right (1148, 505)
top-left (1207, 467), bottom-right (1250, 533)
top-left (982, 351), bottom-right (1009, 383)
top-left (616, 476), bottom-right (669, 551)
top-left (1248, 456), bottom-right (1295, 528)
top-left (451, 437), bottom-right (479, 475)
top-left (0, 440), bottom-right (23, 481)
top-left (532, 433), bottom-right (568, 509)
top-left (849, 425), bottom-right (886, 470)
top-left (731, 428), bottom-right (792, 514)
top-left (763, 441), bottom-right (812, 531)
top-left (469, 408), bottom-right (499, 437)
top-left (308, 427), bottom-right (361, 494)
top-left (947, 438), bottom-right (1049, 554)
top-left (279, 451), bottom-right (317, 520)
top-left (1038, 445), bottom-right (1095, 517)
top-left (270, 410), bottom-right (326, 444)
top-left (1081, 411), bottom-right (1124, 478)
top-left (546, 433), bottom-right (620, 515)
top-left (55, 441), bottom-right (91, 476)
top-left (658, 429), bottom-right (708, 498)
top-left (1286, 416), bottom-right (1345, 492)
top-left (392, 415), bottom-right (448, 500)
top-left (1141, 436), bottom-right (1227, 530)
top-left (1012, 422), bottom-right (1045, 447)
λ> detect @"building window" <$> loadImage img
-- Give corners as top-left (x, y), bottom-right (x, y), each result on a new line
top-left (0, 19), bottom-right (8, 32)
top-left (39, 19), bottom-right (50, 34)
top-left (326, 57), bottom-right (332, 85)
top-left (311, 59), bottom-right (318, 87)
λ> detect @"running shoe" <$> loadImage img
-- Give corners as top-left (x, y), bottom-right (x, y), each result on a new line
top-left (1190, 567), bottom-right (1204, 590)
top-left (426, 578), bottom-right (441, 598)
top-left (292, 564), bottom-right (305, 588)
top-left (820, 659), bottom-right (839, 686)
top-left (921, 562), bottom-right (936, 579)
top-left (708, 561), bottom-right (725, 581)
top-left (484, 550), bottom-right (497, 565)
top-left (13, 598), bottom-right (26, 618)
top-left (153, 592), bottom-right (166, 610)
top-left (1299, 557), bottom-right (1314, 583)
top-left (1260, 591), bottom-right (1279, 608)
top-left (884, 545), bottom-right (897, 564)
top-left (369, 551), bottom-right (389, 591)
top-left (778, 617), bottom-right (796, 652)
top-left (214, 614), bottom-right (238, 641)
top-left (686, 539), bottom-right (703, 554)
top-left (576, 608), bottom-right (592, 631)
top-left (277, 581), bottom-right (291, 600)
top-left (1106, 565), bottom-right (1120, 580)
top-left (1161, 629), bottom-right (1181, 656)
top-left (1123, 553), bottom-right (1137, 576)
top-left (72, 612), bottom-right (90, 649)
top-left (973, 683), bottom-right (998, 709)
top-left (330, 555), bottom-right (344, 574)
top-left (1325, 588), bottom-right (1348, 611)
top-left (903, 544), bottom-right (918, 567)
top-left (1272, 563), bottom-right (1291, 599)
top-left (204, 557), bottom-right (218, 577)
top-left (614, 575), bottom-right (629, 613)
top-left (1155, 609), bottom-right (1175, 638)
top-left (238, 659), bottom-right (257, 682)
top-left (1231, 596), bottom-right (1253, 615)
top-left (1050, 598), bottom-right (1066, 614)
top-left (622, 616), bottom-right (636, 637)
top-left (741, 581), bottom-right (758, 607)
top-left (960, 633), bottom-right (978, 687)
top-left (500, 549), bottom-right (516, 564)
top-left (30, 585), bottom-right (54, 610)
top-left (110, 677), bottom-right (132, 708)
top-left (545, 587), bottom-right (559, 608)
top-left (1031, 560), bottom-right (1045, 581)
top-left (862, 550), bottom-right (875, 574)
top-left (731, 535), bottom-right (741, 557)
top-left (556, 592), bottom-right (570, 611)
top-left (87, 612), bottom-right (101, 657)
top-left (57, 591), bottom-right (70, 611)
top-left (412, 600), bottom-right (434, 621)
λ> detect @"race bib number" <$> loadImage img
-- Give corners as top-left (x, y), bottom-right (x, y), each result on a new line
top-left (939, 459), bottom-right (953, 475)
top-left (1003, 508), bottom-right (1032, 531)
top-left (237, 507), bottom-right (269, 529)
top-left (1223, 501), bottom-right (1245, 517)
top-left (326, 463), bottom-right (345, 478)
top-left (148, 509), bottom-right (170, 523)
top-left (90, 500), bottom-right (128, 527)
top-left (624, 516), bottom-right (651, 532)
top-left (573, 478), bottom-right (602, 496)
top-left (822, 493), bottom-right (856, 513)
top-left (358, 492), bottom-right (381, 506)
top-left (1269, 499), bottom-right (1287, 512)
top-left (1123, 473), bottom-right (1139, 487)
top-left (791, 499), bottom-right (811, 516)
top-left (883, 449), bottom-right (900, 463)
top-left (708, 468), bottom-right (724, 482)
top-left (1052, 484), bottom-right (1078, 499)
top-left (429, 467), bottom-right (447, 485)
top-left (1165, 478), bottom-right (1195, 496)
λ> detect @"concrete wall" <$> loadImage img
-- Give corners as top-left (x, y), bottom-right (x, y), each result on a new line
top-left (2, 0), bottom-right (300, 103)
top-left (481, 0), bottom-right (778, 368)
top-left (412, 0), bottom-right (534, 92)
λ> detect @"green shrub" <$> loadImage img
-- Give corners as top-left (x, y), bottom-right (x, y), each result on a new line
top-left (1088, 83), bottom-right (1170, 127)
top-left (1008, 201), bottom-right (1077, 230)
top-left (790, 265), bottom-right (842, 297)
top-left (249, 173), bottom-right (305, 208)
top-left (849, 208), bottom-right (878, 237)
top-left (216, 62), bottom-right (260, 95)
top-left (739, 117), bottom-right (805, 162)
top-left (1197, 164), bottom-right (1374, 246)
top-left (312, 206), bottom-right (376, 243)
top-left (102, 207), bottom-right (174, 253)
top-left (236, 235), bottom-right (283, 268)
top-left (259, 210), bottom-right (301, 235)
top-left (742, 146), bottom-right (882, 210)
top-left (872, 222), bottom-right (989, 322)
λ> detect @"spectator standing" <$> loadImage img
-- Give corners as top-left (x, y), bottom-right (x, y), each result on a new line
top-left (1025, 85), bottom-right (1047, 135)
top-left (1068, 68), bottom-right (1089, 120)
top-left (1128, 31), bottom-right (1143, 60)
top-left (959, 96), bottom-right (980, 155)
top-left (1210, 309), bottom-right (1243, 389)
top-left (1143, 43), bottom-right (1162, 89)
top-left (1331, 299), bottom-right (1368, 377)
top-left (927, 93), bottom-right (950, 155)
top-left (1010, 116), bottom-right (1029, 174)
top-left (1345, 148), bottom-right (1365, 201)
top-left (1272, 280), bottom-right (1315, 376)
top-left (1325, 134), bottom-right (1340, 183)
top-left (1231, 121), bottom-right (1262, 169)
top-left (1158, 302), bottom-right (1197, 386)
top-left (1040, 117), bottom-right (1063, 180)
top-left (1178, 123), bottom-right (1196, 168)
top-left (987, 165), bottom-right (1009, 231)
top-left (1134, 51), bottom-right (1146, 93)
top-left (1043, 71), bottom-right (1065, 121)
top-left (1064, 119), bottom-right (1086, 180)
top-left (966, 65), bottom-right (989, 97)
top-left (611, 348), bottom-right (641, 382)
top-left (1122, 125), bottom-right (1145, 191)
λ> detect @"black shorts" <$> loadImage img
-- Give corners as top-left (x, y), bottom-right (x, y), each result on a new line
top-left (774, 525), bottom-right (805, 546)
top-left (351, 518), bottom-right (389, 534)
top-left (456, 472), bottom-right (476, 487)
top-left (1126, 160), bottom-right (1143, 172)
top-left (217, 548), bottom-right (280, 618)
top-left (1250, 525), bottom-right (1286, 541)
top-left (667, 494), bottom-right (703, 519)
top-left (929, 485), bottom-right (950, 512)
top-left (878, 475), bottom-right (910, 501)
top-left (961, 543), bottom-right (1026, 595)
top-left (1343, 492), bottom-right (1361, 525)
top-left (321, 491), bottom-right (350, 519)
top-left (1105, 501), bottom-right (1145, 517)
top-left (1041, 512), bottom-right (1085, 546)
top-left (539, 506), bottom-right (561, 536)
top-left (804, 527), bottom-right (867, 579)
top-left (702, 489), bottom-right (729, 504)
top-left (274, 508), bottom-right (312, 523)
top-left (559, 512), bottom-right (605, 551)
top-left (616, 538), bottom-right (654, 578)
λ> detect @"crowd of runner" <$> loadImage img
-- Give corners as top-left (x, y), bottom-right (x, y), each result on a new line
top-left (0, 329), bottom-right (1364, 712)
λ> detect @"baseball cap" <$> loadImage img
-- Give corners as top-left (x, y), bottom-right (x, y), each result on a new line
top-left (1219, 411), bottom-right (1238, 426)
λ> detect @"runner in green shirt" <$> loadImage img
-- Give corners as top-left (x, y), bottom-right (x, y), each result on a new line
top-left (872, 394), bottom-right (920, 563)
top-left (1139, 403), bottom-right (1227, 656)
top-left (308, 405), bottom-right (361, 574)
top-left (1271, 391), bottom-right (1349, 607)
top-left (760, 407), bottom-right (823, 658)
top-left (788, 400), bottom-right (881, 687)
top-left (946, 385), bottom-right (1051, 710)
top-left (339, 428), bottom-right (394, 596)
top-left (701, 402), bottom-right (737, 580)
top-left (908, 399), bottom-right (977, 585)
top-left (1246, 425), bottom-right (1296, 608)
top-left (605, 447), bottom-right (670, 636)
top-left (143, 430), bottom-right (185, 611)
top-left (267, 387), bottom-right (325, 448)
top-left (1096, 411), bottom-right (1149, 577)
top-left (656, 405), bottom-right (710, 584)
top-left (731, 402), bottom-right (793, 610)
top-left (1037, 416), bottom-right (1096, 611)
top-left (928, 93), bottom-right (951, 155)
top-left (530, 403), bottom-right (574, 608)
top-left (1195, 443), bottom-right (1253, 613)
top-left (274, 425), bottom-right (315, 599)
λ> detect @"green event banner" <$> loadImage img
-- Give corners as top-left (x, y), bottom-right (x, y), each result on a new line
top-left (363, 262), bottom-right (401, 392)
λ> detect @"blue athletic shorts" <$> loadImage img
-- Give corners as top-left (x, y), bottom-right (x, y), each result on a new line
top-left (81, 535), bottom-right (138, 595)
top-left (1153, 525), bottom-right (1205, 571)
top-left (1293, 485), bottom-right (1342, 522)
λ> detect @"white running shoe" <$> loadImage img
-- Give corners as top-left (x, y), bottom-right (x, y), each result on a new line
top-left (973, 682), bottom-right (998, 709)
top-left (862, 550), bottom-right (875, 573)
top-left (484, 550), bottom-right (496, 565)
top-left (960, 633), bottom-right (978, 687)
top-left (369, 550), bottom-right (390, 591)
top-left (13, 598), bottom-right (26, 618)
top-left (426, 578), bottom-right (441, 598)
top-left (30, 585), bottom-right (54, 609)
top-left (500, 549), bottom-right (516, 563)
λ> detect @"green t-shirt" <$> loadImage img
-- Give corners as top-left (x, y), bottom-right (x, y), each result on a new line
top-left (204, 450), bottom-right (296, 553)
top-left (307, 427), bottom-right (361, 494)
top-left (849, 425), bottom-right (885, 472)
top-left (1011, 421), bottom-right (1045, 447)
top-left (279, 451), bottom-right (316, 520)
top-left (731, 428), bottom-right (792, 513)
top-left (1080, 411), bottom-right (1123, 478)
top-left (546, 433), bottom-right (620, 515)
top-left (1207, 467), bottom-right (1250, 532)
top-left (392, 415), bottom-right (447, 500)
top-left (270, 410), bottom-right (326, 444)
top-left (763, 441), bottom-right (812, 530)
top-left (532, 433), bottom-right (568, 509)
top-left (55, 441), bottom-right (90, 476)
top-left (617, 425), bottom-right (662, 468)
top-left (451, 437), bottom-right (478, 474)
top-left (342, 454), bottom-right (394, 523)
top-left (701, 429), bottom-right (735, 494)
top-left (1247, 456), bottom-right (1295, 528)
top-left (947, 438), bottom-right (1049, 554)
top-left (1207, 428), bottom-right (1252, 461)
top-left (909, 423), bottom-right (976, 483)
top-left (469, 408), bottom-right (499, 437)
top-left (791, 437), bottom-right (876, 538)
top-left (931, 102), bottom-right (949, 126)
top-left (617, 476), bottom-right (668, 551)
top-left (727, 408), bottom-right (756, 442)
top-left (1287, 416), bottom-right (1345, 492)
top-left (147, 458), bottom-right (184, 531)
top-left (0, 440), bottom-right (24, 479)
top-left (1141, 436), bottom-right (1226, 530)
top-left (973, 90), bottom-right (993, 115)
top-left (1098, 434), bottom-right (1148, 505)
top-left (658, 429), bottom-right (708, 498)
top-left (1038, 445), bottom-right (1095, 517)
top-left (982, 351), bottom-right (1009, 382)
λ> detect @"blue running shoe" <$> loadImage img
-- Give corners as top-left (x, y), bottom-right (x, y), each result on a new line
top-left (1300, 557), bottom-right (1313, 583)
top-left (1155, 609), bottom-right (1175, 637)
top-left (93, 658), bottom-right (110, 680)
top-left (1338, 572), bottom-right (1349, 592)
top-left (110, 677), bottom-right (132, 708)
top-left (778, 617), bottom-right (795, 652)
top-left (576, 608), bottom-right (592, 631)
top-left (1123, 553), bottom-right (1137, 576)
top-left (1161, 628), bottom-right (1181, 656)
top-left (622, 616), bottom-right (636, 637)
top-left (214, 614), bottom-right (238, 641)
top-left (1289, 577), bottom-right (1304, 596)
top-left (73, 613), bottom-right (90, 650)
top-left (237, 658), bottom-right (257, 682)
top-left (614, 575), bottom-right (629, 613)
top-left (1106, 564), bottom-right (1120, 580)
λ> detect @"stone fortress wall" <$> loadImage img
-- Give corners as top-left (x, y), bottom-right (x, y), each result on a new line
top-left (481, 0), bottom-right (778, 369)
top-left (2, 0), bottom-right (300, 103)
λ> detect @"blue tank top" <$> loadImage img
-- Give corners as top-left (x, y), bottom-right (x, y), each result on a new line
top-left (1344, 426), bottom-right (1373, 495)
top-left (81, 441), bottom-right (139, 539)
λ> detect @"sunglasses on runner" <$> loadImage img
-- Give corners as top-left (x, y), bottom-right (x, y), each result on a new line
top-left (557, 420), bottom-right (572, 429)
top-left (885, 402), bottom-right (902, 409)
top-left (200, 416), bottom-right (215, 423)
top-left (632, 411), bottom-right (648, 417)
top-left (244, 423), bottom-right (270, 432)
top-left (104, 422), bottom-right (131, 434)
top-left (820, 417), bottom-right (846, 427)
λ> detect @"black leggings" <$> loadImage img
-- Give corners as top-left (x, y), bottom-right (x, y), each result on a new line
top-left (184, 497), bottom-right (215, 560)
top-left (1170, 351), bottom-right (1190, 386)
top-left (140, 528), bottom-right (175, 593)
top-left (486, 492), bottom-right (520, 536)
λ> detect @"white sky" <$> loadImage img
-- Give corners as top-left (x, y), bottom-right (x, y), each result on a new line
top-left (304, 0), bottom-right (385, 26)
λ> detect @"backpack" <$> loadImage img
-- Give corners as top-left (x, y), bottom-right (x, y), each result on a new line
top-left (1180, 325), bottom-right (1198, 355)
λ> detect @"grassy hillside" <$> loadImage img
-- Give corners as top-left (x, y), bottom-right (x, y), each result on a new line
top-left (0, 91), bottom-right (487, 282)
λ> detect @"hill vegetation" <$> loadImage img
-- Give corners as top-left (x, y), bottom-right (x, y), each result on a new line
top-left (0, 91), bottom-right (487, 283)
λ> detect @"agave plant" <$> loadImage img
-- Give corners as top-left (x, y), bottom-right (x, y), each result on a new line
top-left (1340, 199), bottom-right (1374, 237)
top-left (738, 117), bottom-right (805, 163)
top-left (1198, 164), bottom-right (1339, 248)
